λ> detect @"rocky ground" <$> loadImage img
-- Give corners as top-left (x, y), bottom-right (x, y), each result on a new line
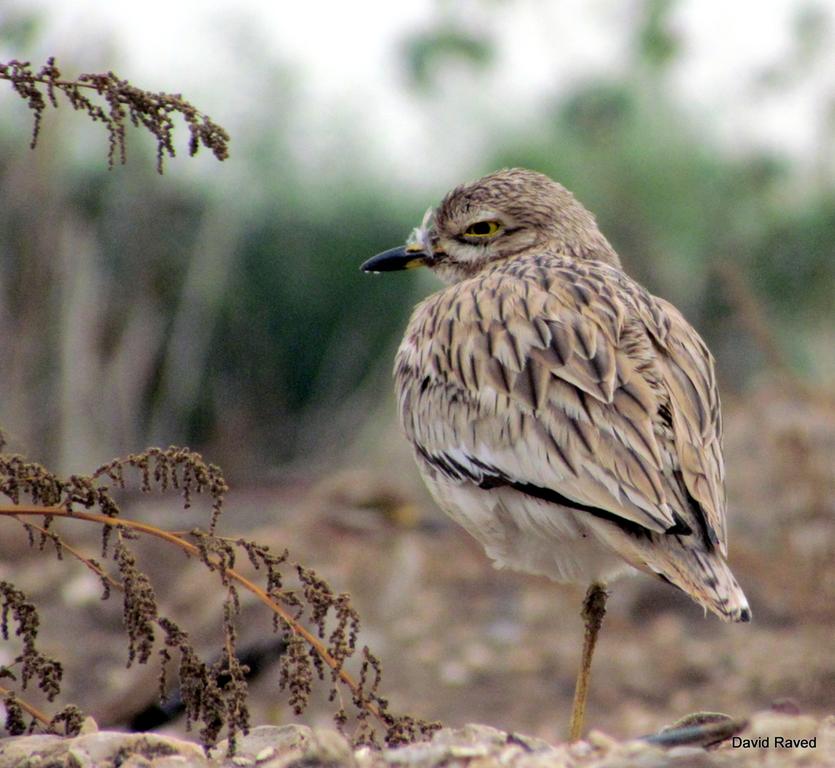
top-left (2, 710), bottom-right (832, 767)
top-left (1, 380), bottom-right (833, 765)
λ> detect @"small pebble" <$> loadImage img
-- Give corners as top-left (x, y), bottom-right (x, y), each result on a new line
top-left (667, 745), bottom-right (708, 758)
top-left (447, 745), bottom-right (489, 758)
top-left (587, 729), bottom-right (619, 750)
top-left (568, 740), bottom-right (594, 758)
top-left (78, 716), bottom-right (99, 735)
top-left (255, 746), bottom-right (276, 762)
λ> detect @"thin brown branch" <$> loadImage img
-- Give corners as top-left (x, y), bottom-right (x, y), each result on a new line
top-left (0, 684), bottom-right (53, 728)
top-left (711, 261), bottom-right (825, 404)
top-left (0, 504), bottom-right (384, 723)
top-left (28, 74), bottom-right (217, 121)
top-left (18, 518), bottom-right (123, 593)
top-left (713, 261), bottom-right (790, 375)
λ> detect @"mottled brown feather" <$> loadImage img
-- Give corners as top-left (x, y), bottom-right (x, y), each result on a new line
top-left (397, 256), bottom-right (703, 536)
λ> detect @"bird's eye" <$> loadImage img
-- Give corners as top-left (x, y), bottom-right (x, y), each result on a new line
top-left (464, 220), bottom-right (502, 238)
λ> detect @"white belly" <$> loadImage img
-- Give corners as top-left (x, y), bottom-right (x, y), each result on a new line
top-left (423, 474), bottom-right (633, 585)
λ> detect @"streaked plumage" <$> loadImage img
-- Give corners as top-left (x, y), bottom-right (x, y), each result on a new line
top-left (362, 168), bottom-right (750, 736)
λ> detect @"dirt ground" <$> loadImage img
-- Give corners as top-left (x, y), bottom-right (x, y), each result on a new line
top-left (0, 379), bottom-right (833, 746)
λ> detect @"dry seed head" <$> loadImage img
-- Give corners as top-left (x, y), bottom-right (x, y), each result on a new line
top-left (0, 57), bottom-right (230, 172)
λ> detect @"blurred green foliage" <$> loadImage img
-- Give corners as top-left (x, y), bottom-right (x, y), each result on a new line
top-left (637, 0), bottom-right (681, 71)
top-left (403, 28), bottom-right (494, 90)
top-left (210, 193), bottom-right (419, 462)
top-left (0, 1), bottom-right (832, 475)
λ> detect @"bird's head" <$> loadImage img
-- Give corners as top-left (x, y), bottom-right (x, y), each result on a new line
top-left (362, 168), bottom-right (620, 284)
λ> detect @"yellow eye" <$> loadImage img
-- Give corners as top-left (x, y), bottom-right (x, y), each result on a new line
top-left (464, 220), bottom-right (502, 238)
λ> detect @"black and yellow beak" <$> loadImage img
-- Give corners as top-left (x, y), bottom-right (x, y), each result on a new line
top-left (361, 246), bottom-right (430, 273)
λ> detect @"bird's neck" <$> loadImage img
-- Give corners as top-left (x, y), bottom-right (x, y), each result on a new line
top-left (554, 231), bottom-right (622, 269)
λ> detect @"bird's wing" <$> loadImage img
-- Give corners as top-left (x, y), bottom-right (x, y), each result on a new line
top-left (396, 258), bottom-right (723, 544)
top-left (649, 297), bottom-right (727, 552)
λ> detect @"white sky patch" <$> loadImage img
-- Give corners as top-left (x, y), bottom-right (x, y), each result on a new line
top-left (671, 1), bottom-right (835, 158)
top-left (5, 0), bottom-right (835, 184)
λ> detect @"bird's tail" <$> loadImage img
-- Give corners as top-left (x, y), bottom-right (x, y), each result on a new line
top-left (647, 545), bottom-right (751, 623)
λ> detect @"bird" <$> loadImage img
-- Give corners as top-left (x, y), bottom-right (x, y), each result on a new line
top-left (361, 168), bottom-right (751, 741)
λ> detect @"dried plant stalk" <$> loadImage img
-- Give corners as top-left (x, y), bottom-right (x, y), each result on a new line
top-left (0, 446), bottom-right (441, 748)
top-left (0, 57), bottom-right (230, 172)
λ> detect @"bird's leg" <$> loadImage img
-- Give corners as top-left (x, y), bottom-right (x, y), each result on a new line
top-left (568, 582), bottom-right (609, 741)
